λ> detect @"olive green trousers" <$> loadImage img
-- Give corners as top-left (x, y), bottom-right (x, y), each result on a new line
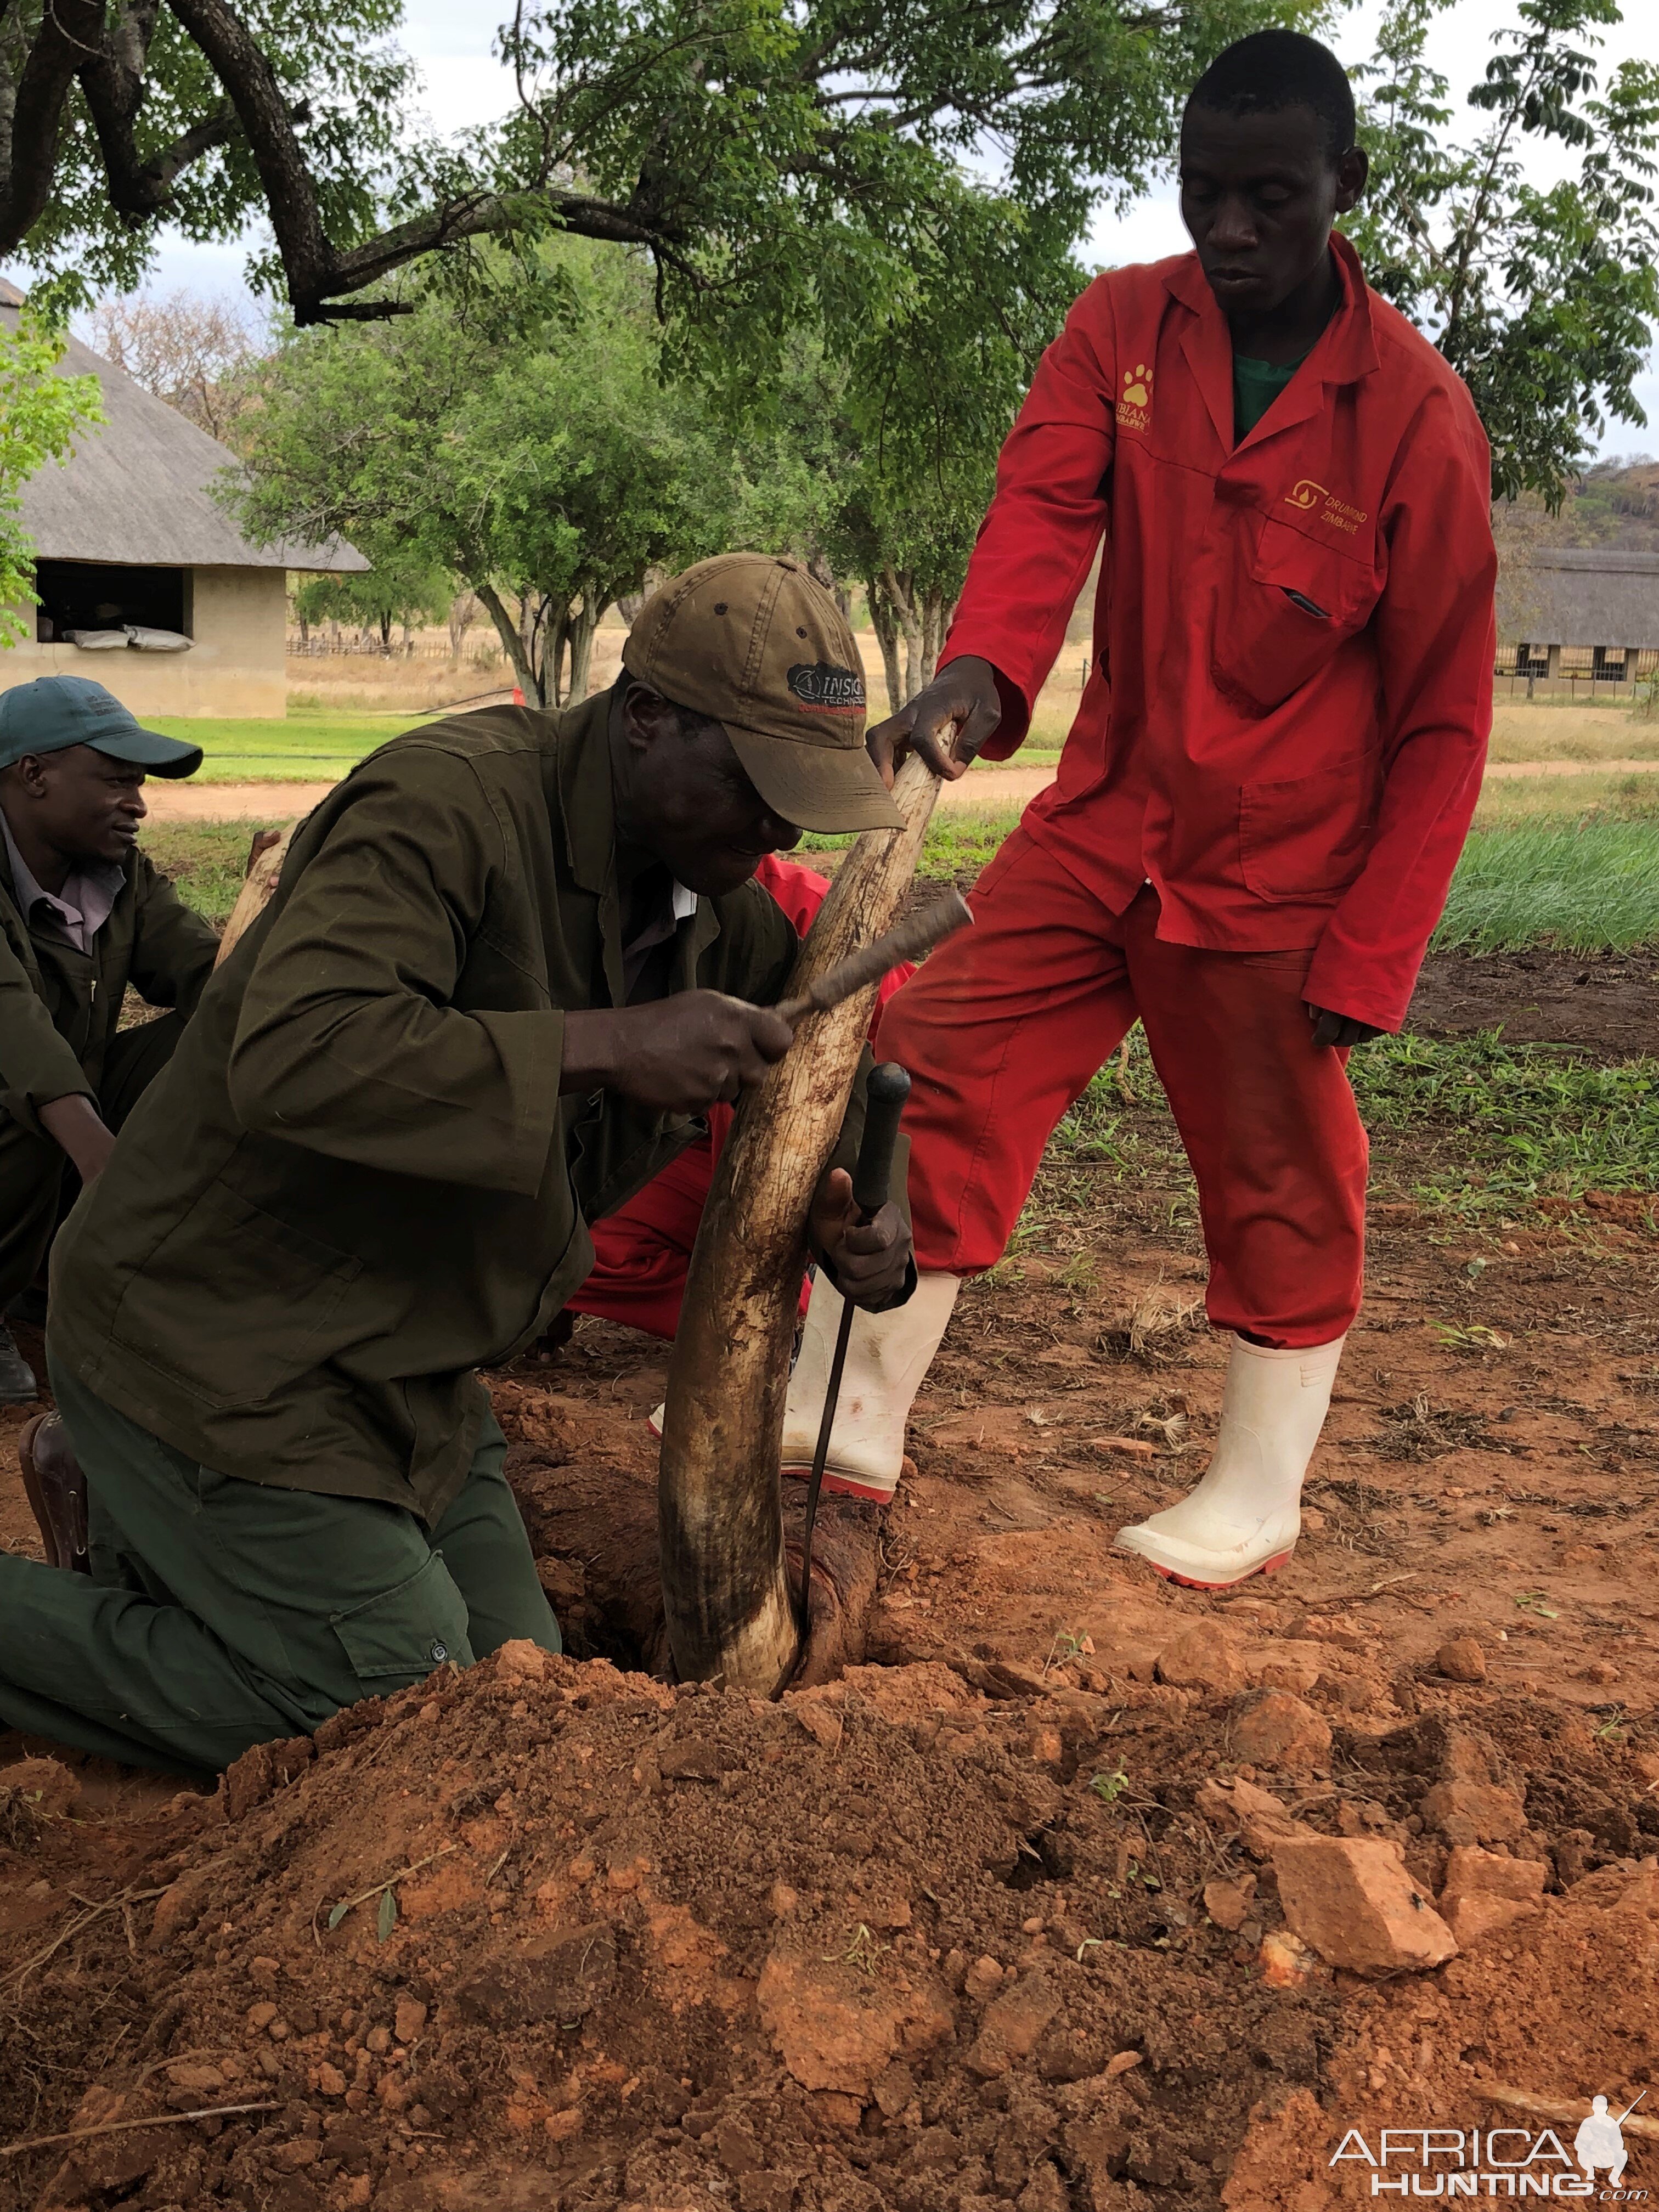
top-left (0, 1361), bottom-right (560, 1777)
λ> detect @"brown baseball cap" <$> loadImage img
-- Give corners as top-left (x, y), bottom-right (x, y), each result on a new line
top-left (621, 554), bottom-right (902, 833)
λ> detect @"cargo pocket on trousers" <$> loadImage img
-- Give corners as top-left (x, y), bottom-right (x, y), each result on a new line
top-left (331, 1553), bottom-right (475, 1692)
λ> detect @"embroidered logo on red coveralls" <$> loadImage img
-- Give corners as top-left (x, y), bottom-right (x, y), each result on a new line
top-left (1285, 479), bottom-right (1369, 535)
top-left (1116, 364), bottom-right (1153, 432)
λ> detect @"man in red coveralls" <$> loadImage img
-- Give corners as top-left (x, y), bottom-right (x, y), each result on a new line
top-left (779, 29), bottom-right (1497, 1579)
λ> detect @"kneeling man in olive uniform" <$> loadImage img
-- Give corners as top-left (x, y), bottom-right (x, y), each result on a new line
top-left (7, 557), bottom-right (910, 1775)
top-left (0, 677), bottom-right (217, 1402)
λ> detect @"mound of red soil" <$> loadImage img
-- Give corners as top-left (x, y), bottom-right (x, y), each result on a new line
top-left (5, 1629), bottom-right (1657, 2212)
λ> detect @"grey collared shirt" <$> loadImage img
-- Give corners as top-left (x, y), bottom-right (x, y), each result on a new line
top-left (0, 810), bottom-right (122, 955)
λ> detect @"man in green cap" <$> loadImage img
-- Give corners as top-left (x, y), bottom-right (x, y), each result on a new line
top-left (0, 675), bottom-right (217, 1408)
top-left (8, 555), bottom-right (912, 1775)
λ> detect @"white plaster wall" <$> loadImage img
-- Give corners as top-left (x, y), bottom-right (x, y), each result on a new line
top-left (0, 566), bottom-right (289, 717)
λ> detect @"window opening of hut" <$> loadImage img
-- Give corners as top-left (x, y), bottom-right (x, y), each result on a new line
top-left (33, 560), bottom-right (189, 644)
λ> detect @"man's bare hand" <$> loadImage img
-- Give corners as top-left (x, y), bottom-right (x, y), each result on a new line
top-left (562, 992), bottom-right (793, 1111)
top-left (40, 1094), bottom-right (119, 1184)
top-left (866, 655), bottom-right (1003, 785)
top-left (809, 1166), bottom-right (911, 1309)
top-left (244, 827), bottom-right (283, 877)
top-left (1307, 1005), bottom-right (1384, 1049)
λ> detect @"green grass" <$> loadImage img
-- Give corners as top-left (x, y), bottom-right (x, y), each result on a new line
top-left (142, 820), bottom-right (270, 926)
top-left (1353, 1031), bottom-right (1659, 1212)
top-left (1047, 1026), bottom-right (1659, 1219)
top-left (802, 803), bottom-right (1023, 884)
top-left (1435, 820), bottom-right (1659, 953)
top-left (812, 800), bottom-right (1659, 954)
top-left (145, 707), bottom-right (435, 782)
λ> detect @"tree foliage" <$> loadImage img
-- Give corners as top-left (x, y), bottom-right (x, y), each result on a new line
top-left (291, 560), bottom-right (452, 651)
top-left (1348, 0), bottom-right (1659, 504)
top-left (730, 188), bottom-right (1086, 708)
top-left (229, 246), bottom-right (735, 703)
top-left (4, 0), bottom-right (1293, 350)
top-left (0, 309), bottom-right (103, 644)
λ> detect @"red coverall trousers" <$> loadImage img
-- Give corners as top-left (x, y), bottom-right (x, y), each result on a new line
top-left (876, 826), bottom-right (1369, 1350)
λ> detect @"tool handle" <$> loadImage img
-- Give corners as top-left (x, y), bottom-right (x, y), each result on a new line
top-left (775, 891), bottom-right (971, 1027)
top-left (852, 1061), bottom-right (910, 1218)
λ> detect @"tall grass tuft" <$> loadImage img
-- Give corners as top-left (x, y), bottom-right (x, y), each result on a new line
top-left (1434, 820), bottom-right (1659, 954)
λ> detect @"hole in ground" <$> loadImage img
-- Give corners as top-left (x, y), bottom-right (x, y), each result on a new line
top-left (511, 1453), bottom-right (888, 1689)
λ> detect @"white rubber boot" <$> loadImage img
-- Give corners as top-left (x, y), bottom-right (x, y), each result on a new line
top-left (779, 1269), bottom-right (961, 1502)
top-left (1114, 1332), bottom-right (1345, 1589)
top-left (651, 1272), bottom-right (962, 1500)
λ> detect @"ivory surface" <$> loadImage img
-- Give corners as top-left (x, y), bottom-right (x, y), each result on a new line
top-left (658, 753), bottom-right (942, 1689)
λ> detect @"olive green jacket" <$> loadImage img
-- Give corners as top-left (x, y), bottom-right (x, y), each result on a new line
top-left (51, 694), bottom-right (825, 1523)
top-left (0, 834), bottom-right (218, 1135)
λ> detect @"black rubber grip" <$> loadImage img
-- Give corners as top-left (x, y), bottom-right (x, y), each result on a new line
top-left (853, 1062), bottom-right (911, 1217)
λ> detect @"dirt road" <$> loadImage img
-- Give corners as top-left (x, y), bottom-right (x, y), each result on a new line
top-left (142, 753), bottom-right (1659, 824)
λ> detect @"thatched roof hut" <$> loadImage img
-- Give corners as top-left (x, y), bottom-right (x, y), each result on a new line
top-left (1498, 546), bottom-right (1659, 680)
top-left (1, 278), bottom-right (364, 717)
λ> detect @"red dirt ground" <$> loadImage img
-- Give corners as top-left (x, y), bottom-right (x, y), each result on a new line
top-left (1, 956), bottom-right (1655, 2211)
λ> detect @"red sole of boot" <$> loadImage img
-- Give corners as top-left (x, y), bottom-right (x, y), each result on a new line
top-left (780, 1466), bottom-right (894, 1505)
top-left (1147, 1550), bottom-right (1293, 1593)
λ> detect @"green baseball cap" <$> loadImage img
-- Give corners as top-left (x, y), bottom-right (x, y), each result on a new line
top-left (0, 676), bottom-right (202, 778)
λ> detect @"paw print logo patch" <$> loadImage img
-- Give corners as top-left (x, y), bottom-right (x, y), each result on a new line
top-left (1116, 362), bottom-right (1154, 431)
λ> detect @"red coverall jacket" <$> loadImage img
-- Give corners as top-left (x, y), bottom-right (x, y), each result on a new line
top-left (943, 233), bottom-right (1497, 1032)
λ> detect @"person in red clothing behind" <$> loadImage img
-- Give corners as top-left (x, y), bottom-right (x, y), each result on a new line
top-left (778, 29), bottom-right (1497, 1575)
top-left (571, 850), bottom-right (913, 1342)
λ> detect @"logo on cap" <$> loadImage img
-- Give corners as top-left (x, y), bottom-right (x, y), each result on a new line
top-left (787, 662), bottom-right (865, 715)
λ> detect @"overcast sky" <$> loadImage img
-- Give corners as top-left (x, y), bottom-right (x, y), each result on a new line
top-left (59, 0), bottom-right (1659, 458)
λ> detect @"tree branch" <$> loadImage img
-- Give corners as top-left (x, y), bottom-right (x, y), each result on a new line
top-left (323, 185), bottom-right (684, 300)
top-left (0, 0), bottom-right (107, 252)
top-left (162, 0), bottom-right (335, 306)
top-left (80, 12), bottom-right (246, 224)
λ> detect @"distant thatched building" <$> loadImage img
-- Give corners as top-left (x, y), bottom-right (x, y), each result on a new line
top-left (1, 278), bottom-right (365, 718)
top-left (1498, 546), bottom-right (1659, 686)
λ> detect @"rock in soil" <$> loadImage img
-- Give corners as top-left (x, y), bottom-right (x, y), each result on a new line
top-left (1272, 1834), bottom-right (1459, 1974)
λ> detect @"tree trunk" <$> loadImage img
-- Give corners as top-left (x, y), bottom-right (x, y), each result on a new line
top-left (919, 587), bottom-right (949, 692)
top-left (566, 594), bottom-right (600, 704)
top-left (881, 565), bottom-right (924, 702)
top-left (806, 551), bottom-right (851, 620)
top-left (476, 580), bottom-right (543, 704)
top-left (545, 601), bottom-right (574, 708)
top-left (867, 585), bottom-right (904, 718)
top-left (379, 611), bottom-right (392, 652)
top-left (448, 591), bottom-right (477, 659)
top-left (656, 751), bottom-right (943, 1691)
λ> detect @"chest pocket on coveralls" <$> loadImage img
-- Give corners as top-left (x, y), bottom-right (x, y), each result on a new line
top-left (1212, 514), bottom-right (1379, 714)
